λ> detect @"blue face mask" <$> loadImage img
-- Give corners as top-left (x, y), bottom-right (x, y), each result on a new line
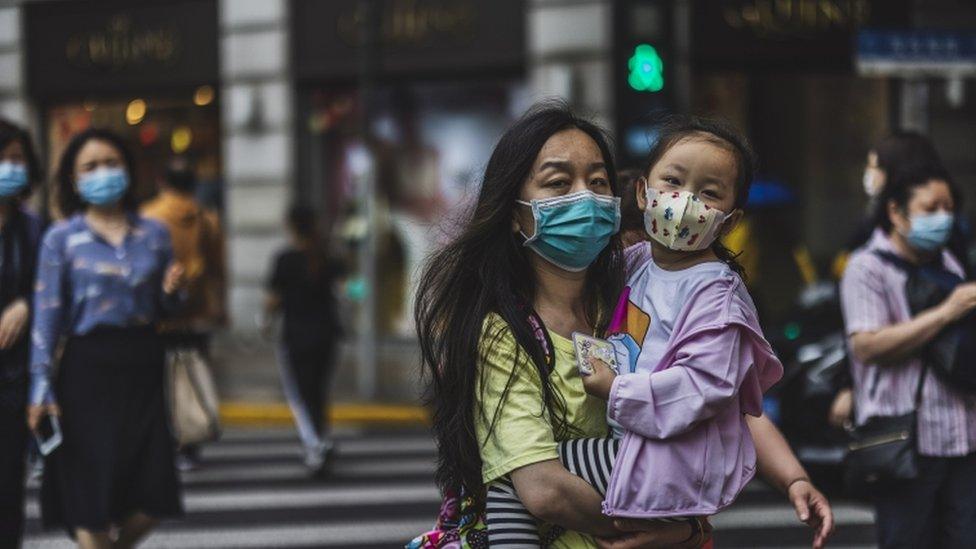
top-left (905, 211), bottom-right (954, 252)
top-left (518, 191), bottom-right (621, 272)
top-left (77, 167), bottom-right (129, 206)
top-left (0, 161), bottom-right (29, 197)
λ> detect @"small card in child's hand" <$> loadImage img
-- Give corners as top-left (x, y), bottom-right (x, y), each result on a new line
top-left (572, 332), bottom-right (618, 376)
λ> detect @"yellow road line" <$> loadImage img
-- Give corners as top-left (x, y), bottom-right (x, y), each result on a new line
top-left (219, 402), bottom-right (429, 426)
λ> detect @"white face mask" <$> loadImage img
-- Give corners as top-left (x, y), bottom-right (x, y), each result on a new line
top-left (643, 188), bottom-right (732, 251)
top-left (863, 169), bottom-right (881, 197)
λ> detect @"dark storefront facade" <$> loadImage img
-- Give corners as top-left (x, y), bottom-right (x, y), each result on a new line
top-left (291, 0), bottom-right (527, 337)
top-left (24, 0), bottom-right (223, 216)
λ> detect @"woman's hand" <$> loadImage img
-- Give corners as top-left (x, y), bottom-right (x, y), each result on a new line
top-left (939, 282), bottom-right (976, 323)
top-left (827, 388), bottom-right (853, 429)
top-left (0, 298), bottom-right (29, 349)
top-left (162, 262), bottom-right (187, 295)
top-left (787, 479), bottom-right (835, 549)
top-left (582, 356), bottom-right (617, 400)
top-left (27, 402), bottom-right (61, 432)
top-left (596, 518), bottom-right (712, 549)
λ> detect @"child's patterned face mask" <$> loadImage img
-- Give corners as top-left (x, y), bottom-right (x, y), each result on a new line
top-left (643, 188), bottom-right (732, 251)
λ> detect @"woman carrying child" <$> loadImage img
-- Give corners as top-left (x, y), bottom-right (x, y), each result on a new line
top-left (414, 103), bottom-right (833, 549)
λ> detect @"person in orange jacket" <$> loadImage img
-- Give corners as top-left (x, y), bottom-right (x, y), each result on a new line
top-left (142, 156), bottom-right (227, 470)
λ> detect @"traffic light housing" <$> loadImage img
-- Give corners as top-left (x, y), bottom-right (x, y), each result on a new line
top-left (614, 0), bottom-right (674, 168)
top-left (627, 44), bottom-right (665, 93)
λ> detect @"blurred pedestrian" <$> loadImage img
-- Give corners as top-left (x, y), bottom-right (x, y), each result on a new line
top-left (831, 131), bottom-right (963, 429)
top-left (27, 128), bottom-right (186, 548)
top-left (142, 156), bottom-right (227, 471)
top-left (0, 118), bottom-right (43, 548)
top-left (264, 205), bottom-right (343, 476)
top-left (850, 132), bottom-right (968, 267)
top-left (841, 166), bottom-right (976, 548)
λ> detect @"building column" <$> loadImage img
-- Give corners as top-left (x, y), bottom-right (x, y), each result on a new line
top-left (219, 0), bottom-right (293, 332)
top-left (0, 6), bottom-right (31, 128)
top-left (527, 0), bottom-right (614, 131)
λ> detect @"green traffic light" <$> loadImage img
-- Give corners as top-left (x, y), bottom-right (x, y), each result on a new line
top-left (627, 44), bottom-right (664, 92)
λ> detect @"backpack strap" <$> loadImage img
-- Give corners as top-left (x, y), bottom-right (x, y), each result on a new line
top-left (870, 250), bottom-right (930, 409)
top-left (872, 250), bottom-right (915, 272)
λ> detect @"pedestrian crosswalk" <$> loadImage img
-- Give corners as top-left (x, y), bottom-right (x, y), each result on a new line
top-left (21, 427), bottom-right (879, 548)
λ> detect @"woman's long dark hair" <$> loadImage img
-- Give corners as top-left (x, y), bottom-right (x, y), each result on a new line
top-left (55, 128), bottom-right (138, 217)
top-left (642, 114), bottom-right (757, 277)
top-left (415, 102), bottom-right (624, 503)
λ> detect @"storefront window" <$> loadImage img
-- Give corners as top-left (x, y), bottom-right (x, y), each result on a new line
top-left (302, 80), bottom-right (524, 337)
top-left (44, 89), bottom-right (222, 218)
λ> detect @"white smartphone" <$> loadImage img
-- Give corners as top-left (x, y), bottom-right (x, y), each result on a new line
top-left (34, 414), bottom-right (63, 456)
top-left (572, 332), bottom-right (619, 376)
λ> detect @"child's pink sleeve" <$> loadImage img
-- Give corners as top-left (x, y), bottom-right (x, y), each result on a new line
top-left (624, 242), bottom-right (652, 276)
top-left (607, 325), bottom-right (775, 440)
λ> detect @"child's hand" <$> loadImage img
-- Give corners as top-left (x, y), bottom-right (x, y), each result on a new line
top-left (581, 356), bottom-right (617, 400)
top-left (787, 479), bottom-right (834, 549)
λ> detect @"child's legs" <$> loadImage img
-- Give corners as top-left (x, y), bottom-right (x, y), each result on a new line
top-left (556, 437), bottom-right (620, 497)
top-left (485, 437), bottom-right (620, 548)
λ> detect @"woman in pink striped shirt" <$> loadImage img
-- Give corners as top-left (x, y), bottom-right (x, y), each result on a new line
top-left (841, 164), bottom-right (976, 549)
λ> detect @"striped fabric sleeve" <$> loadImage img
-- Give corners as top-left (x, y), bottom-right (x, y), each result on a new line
top-left (485, 438), bottom-right (684, 548)
top-left (840, 254), bottom-right (891, 336)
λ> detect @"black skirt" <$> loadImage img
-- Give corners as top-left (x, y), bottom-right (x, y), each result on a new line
top-left (41, 326), bottom-right (183, 533)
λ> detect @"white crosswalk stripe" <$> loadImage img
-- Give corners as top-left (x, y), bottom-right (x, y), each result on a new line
top-left (21, 427), bottom-right (878, 548)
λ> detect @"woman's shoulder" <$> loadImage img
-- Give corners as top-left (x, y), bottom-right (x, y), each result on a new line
top-left (481, 312), bottom-right (516, 345)
top-left (41, 215), bottom-right (83, 246)
top-left (133, 215), bottom-right (169, 237)
top-left (479, 313), bottom-right (533, 363)
top-left (842, 245), bottom-right (888, 280)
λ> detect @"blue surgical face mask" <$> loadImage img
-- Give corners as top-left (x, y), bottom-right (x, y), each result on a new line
top-left (77, 167), bottom-right (129, 206)
top-left (0, 161), bottom-right (29, 197)
top-left (905, 211), bottom-right (954, 252)
top-left (517, 190), bottom-right (621, 272)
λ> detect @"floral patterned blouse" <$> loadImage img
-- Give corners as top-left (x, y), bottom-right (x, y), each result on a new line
top-left (29, 213), bottom-right (179, 405)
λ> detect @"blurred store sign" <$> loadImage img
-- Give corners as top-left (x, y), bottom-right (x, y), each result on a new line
top-left (693, 0), bottom-right (910, 71)
top-left (25, 0), bottom-right (217, 99)
top-left (857, 30), bottom-right (976, 77)
top-left (292, 0), bottom-right (524, 81)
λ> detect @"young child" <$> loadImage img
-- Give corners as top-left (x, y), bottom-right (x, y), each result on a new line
top-left (486, 116), bottom-right (783, 548)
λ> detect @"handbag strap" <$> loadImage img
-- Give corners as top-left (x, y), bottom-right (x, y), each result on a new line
top-left (913, 361), bottom-right (929, 410)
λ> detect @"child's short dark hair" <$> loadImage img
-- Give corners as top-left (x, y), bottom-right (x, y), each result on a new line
top-left (642, 114), bottom-right (757, 277)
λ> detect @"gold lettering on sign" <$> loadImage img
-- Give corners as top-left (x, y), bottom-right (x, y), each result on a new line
top-left (337, 0), bottom-right (477, 48)
top-left (723, 0), bottom-right (871, 37)
top-left (65, 15), bottom-right (181, 71)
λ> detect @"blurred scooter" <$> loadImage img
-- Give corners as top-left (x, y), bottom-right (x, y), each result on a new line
top-left (766, 281), bottom-right (851, 494)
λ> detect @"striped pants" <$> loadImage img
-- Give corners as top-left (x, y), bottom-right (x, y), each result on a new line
top-left (486, 437), bottom-right (619, 548)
